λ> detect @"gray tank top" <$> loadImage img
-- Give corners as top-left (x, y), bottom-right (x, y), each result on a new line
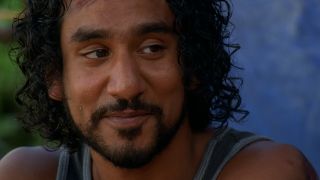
top-left (56, 128), bottom-right (268, 180)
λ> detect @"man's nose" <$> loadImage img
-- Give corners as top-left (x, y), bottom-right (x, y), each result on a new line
top-left (106, 52), bottom-right (145, 100)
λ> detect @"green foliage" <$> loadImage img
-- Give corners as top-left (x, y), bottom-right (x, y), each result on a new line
top-left (0, 0), bottom-right (23, 10)
top-left (0, 0), bottom-right (42, 158)
top-left (0, 42), bottom-right (42, 158)
top-left (0, 43), bottom-right (20, 113)
top-left (0, 0), bottom-right (23, 25)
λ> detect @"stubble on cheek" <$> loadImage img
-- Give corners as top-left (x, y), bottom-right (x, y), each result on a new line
top-left (62, 92), bottom-right (90, 133)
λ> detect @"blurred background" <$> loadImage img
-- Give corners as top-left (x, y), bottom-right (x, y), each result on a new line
top-left (0, 0), bottom-right (41, 158)
top-left (0, 0), bottom-right (319, 174)
top-left (230, 0), bottom-right (320, 173)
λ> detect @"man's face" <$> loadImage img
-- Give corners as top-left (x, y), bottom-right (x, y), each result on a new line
top-left (60, 0), bottom-right (186, 168)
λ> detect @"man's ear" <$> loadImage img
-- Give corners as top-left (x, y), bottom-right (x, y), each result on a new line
top-left (48, 80), bottom-right (63, 101)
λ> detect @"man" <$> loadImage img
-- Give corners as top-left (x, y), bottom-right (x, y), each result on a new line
top-left (0, 0), bottom-right (318, 179)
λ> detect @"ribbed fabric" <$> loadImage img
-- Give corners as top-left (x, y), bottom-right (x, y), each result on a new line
top-left (193, 128), bottom-right (269, 180)
top-left (56, 144), bottom-right (91, 180)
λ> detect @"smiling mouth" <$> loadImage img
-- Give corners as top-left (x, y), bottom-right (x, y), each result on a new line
top-left (103, 109), bottom-right (152, 129)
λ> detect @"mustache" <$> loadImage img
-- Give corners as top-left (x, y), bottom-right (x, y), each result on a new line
top-left (91, 98), bottom-right (163, 127)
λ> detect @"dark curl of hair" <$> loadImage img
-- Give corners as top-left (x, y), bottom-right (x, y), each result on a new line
top-left (12, 0), bottom-right (248, 150)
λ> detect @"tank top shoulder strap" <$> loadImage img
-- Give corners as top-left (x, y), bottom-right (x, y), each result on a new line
top-left (193, 128), bottom-right (269, 180)
top-left (56, 144), bottom-right (92, 180)
top-left (56, 147), bottom-right (69, 180)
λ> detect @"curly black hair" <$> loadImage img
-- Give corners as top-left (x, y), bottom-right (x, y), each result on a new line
top-left (12, 0), bottom-right (247, 150)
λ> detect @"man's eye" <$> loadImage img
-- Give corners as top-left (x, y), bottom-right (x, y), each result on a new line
top-left (84, 49), bottom-right (110, 59)
top-left (140, 45), bottom-right (165, 54)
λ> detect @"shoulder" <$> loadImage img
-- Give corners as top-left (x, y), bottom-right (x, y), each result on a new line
top-left (218, 141), bottom-right (318, 180)
top-left (0, 146), bottom-right (60, 180)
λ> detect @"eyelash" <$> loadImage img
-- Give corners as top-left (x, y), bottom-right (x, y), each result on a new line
top-left (83, 48), bottom-right (110, 59)
top-left (80, 43), bottom-right (166, 60)
top-left (142, 44), bottom-right (165, 53)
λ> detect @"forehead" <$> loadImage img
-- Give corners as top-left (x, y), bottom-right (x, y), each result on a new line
top-left (62, 0), bottom-right (174, 33)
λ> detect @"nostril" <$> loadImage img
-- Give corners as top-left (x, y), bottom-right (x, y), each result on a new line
top-left (106, 73), bottom-right (145, 100)
top-left (106, 55), bottom-right (145, 100)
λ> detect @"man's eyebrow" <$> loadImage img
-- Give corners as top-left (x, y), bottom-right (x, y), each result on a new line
top-left (70, 27), bottom-right (111, 42)
top-left (70, 22), bottom-right (174, 43)
top-left (135, 22), bottom-right (175, 36)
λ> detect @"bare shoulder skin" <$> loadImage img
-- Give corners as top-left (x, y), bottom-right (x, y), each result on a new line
top-left (0, 146), bottom-right (60, 180)
top-left (218, 141), bottom-right (318, 180)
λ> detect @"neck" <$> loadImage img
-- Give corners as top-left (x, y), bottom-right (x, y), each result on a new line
top-left (90, 121), bottom-right (214, 180)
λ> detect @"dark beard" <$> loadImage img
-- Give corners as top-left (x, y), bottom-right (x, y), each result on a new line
top-left (66, 97), bottom-right (186, 169)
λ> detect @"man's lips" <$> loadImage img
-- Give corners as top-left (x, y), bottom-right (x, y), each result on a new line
top-left (102, 109), bottom-right (152, 128)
